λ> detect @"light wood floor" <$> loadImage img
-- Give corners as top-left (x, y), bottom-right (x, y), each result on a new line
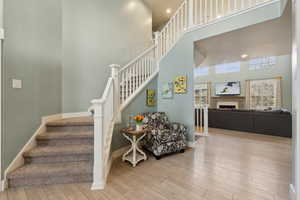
top-left (0, 128), bottom-right (292, 200)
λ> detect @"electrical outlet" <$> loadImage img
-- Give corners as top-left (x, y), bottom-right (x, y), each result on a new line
top-left (12, 79), bottom-right (22, 89)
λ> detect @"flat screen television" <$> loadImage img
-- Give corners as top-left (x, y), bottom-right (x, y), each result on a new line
top-left (215, 82), bottom-right (241, 96)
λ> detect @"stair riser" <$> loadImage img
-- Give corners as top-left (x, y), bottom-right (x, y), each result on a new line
top-left (8, 174), bottom-right (93, 188)
top-left (37, 138), bottom-right (93, 146)
top-left (24, 154), bottom-right (93, 164)
top-left (46, 126), bottom-right (93, 132)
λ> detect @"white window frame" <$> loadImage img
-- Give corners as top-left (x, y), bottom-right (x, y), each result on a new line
top-left (248, 78), bottom-right (282, 110)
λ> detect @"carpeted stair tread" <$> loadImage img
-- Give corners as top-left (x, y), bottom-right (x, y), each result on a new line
top-left (23, 145), bottom-right (93, 157)
top-left (8, 116), bottom-right (96, 188)
top-left (46, 117), bottom-right (94, 127)
top-left (7, 162), bottom-right (93, 179)
top-left (37, 131), bottom-right (93, 140)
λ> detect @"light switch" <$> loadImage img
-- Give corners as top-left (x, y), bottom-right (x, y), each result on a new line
top-left (12, 79), bottom-right (22, 89)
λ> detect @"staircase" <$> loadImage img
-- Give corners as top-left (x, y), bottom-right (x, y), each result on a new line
top-left (5, 0), bottom-right (285, 190)
top-left (7, 117), bottom-right (94, 188)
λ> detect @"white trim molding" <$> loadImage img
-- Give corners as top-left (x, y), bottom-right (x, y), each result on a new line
top-left (290, 184), bottom-right (297, 200)
top-left (62, 112), bottom-right (91, 119)
top-left (0, 180), bottom-right (5, 192)
top-left (0, 27), bottom-right (4, 191)
top-left (0, 28), bottom-right (4, 40)
top-left (187, 141), bottom-right (196, 148)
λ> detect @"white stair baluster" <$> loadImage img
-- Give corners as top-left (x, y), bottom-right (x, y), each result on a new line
top-left (209, 0), bottom-right (212, 21)
top-left (200, 0), bottom-right (203, 24)
top-left (181, 7), bottom-right (184, 32)
top-left (204, 0), bottom-right (207, 23)
top-left (127, 67), bottom-right (130, 97)
top-left (234, 0), bottom-right (238, 12)
top-left (215, 0), bottom-right (218, 18)
top-left (122, 71), bottom-right (126, 103)
top-left (203, 104), bottom-right (209, 136)
top-left (139, 60), bottom-right (142, 86)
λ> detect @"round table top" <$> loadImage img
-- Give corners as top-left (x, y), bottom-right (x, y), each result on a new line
top-left (121, 127), bottom-right (150, 135)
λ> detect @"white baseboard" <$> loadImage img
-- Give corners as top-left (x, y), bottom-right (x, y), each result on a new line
top-left (0, 180), bottom-right (5, 192)
top-left (3, 114), bottom-right (61, 191)
top-left (91, 181), bottom-right (105, 190)
top-left (106, 146), bottom-right (129, 176)
top-left (112, 146), bottom-right (129, 160)
top-left (187, 141), bottom-right (196, 148)
top-left (195, 132), bottom-right (209, 137)
top-left (62, 112), bottom-right (91, 119)
top-left (290, 184), bottom-right (297, 200)
top-left (42, 113), bottom-right (62, 124)
top-left (91, 145), bottom-right (129, 191)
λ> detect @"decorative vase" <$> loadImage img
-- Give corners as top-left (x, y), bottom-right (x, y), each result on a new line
top-left (136, 124), bottom-right (142, 131)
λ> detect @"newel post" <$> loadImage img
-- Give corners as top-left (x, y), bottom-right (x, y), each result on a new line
top-left (91, 100), bottom-right (105, 190)
top-left (188, 0), bottom-right (194, 28)
top-left (110, 64), bottom-right (121, 123)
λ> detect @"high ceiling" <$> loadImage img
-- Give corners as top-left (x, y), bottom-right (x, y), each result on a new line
top-left (194, 3), bottom-right (292, 67)
top-left (144, 0), bottom-right (184, 31)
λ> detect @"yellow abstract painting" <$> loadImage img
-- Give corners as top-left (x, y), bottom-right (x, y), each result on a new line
top-left (174, 76), bottom-right (187, 94)
top-left (146, 89), bottom-right (156, 106)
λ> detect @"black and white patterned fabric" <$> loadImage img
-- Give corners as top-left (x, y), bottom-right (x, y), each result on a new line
top-left (142, 112), bottom-right (187, 157)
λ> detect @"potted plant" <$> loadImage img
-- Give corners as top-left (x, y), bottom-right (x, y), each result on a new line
top-left (133, 114), bottom-right (144, 131)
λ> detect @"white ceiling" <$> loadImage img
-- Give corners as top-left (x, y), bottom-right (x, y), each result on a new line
top-left (194, 3), bottom-right (291, 67)
top-left (144, 0), bottom-right (184, 30)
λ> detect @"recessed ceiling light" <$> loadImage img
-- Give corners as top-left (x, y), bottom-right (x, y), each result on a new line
top-left (128, 1), bottom-right (136, 10)
top-left (241, 54), bottom-right (249, 59)
top-left (166, 8), bottom-right (172, 14)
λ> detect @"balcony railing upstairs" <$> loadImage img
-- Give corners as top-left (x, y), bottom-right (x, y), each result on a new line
top-left (156, 0), bottom-right (274, 60)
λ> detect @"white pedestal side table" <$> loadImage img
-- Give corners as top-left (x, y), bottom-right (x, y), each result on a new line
top-left (121, 128), bottom-right (148, 167)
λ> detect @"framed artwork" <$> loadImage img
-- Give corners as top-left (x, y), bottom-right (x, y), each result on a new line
top-left (174, 76), bottom-right (187, 94)
top-left (161, 82), bottom-right (173, 99)
top-left (146, 89), bottom-right (156, 107)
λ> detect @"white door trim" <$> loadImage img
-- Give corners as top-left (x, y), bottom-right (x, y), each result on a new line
top-left (296, 0), bottom-right (300, 198)
top-left (0, 27), bottom-right (4, 192)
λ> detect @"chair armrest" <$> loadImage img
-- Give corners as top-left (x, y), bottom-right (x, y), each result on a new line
top-left (170, 122), bottom-right (188, 137)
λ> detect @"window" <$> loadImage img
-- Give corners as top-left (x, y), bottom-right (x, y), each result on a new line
top-left (245, 78), bottom-right (282, 110)
top-left (249, 56), bottom-right (276, 70)
top-left (194, 66), bottom-right (209, 77)
top-left (215, 62), bottom-right (240, 74)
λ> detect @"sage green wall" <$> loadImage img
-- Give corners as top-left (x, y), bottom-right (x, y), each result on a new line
top-left (0, 0), bottom-right (3, 27)
top-left (195, 55), bottom-right (292, 111)
top-left (112, 76), bottom-right (157, 151)
top-left (2, 0), bottom-right (62, 176)
top-left (291, 0), bottom-right (300, 193)
top-left (157, 1), bottom-right (283, 143)
top-left (62, 0), bottom-right (152, 113)
top-left (1, 0), bottom-right (152, 177)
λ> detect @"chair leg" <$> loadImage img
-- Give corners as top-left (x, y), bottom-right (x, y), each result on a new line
top-left (154, 155), bottom-right (161, 160)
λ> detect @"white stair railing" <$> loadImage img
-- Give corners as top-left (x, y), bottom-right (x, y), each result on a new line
top-left (156, 1), bottom-right (188, 59)
top-left (90, 0), bottom-right (278, 190)
top-left (192, 0), bottom-right (272, 26)
top-left (119, 45), bottom-right (158, 110)
top-left (156, 0), bottom-right (274, 59)
top-left (91, 64), bottom-right (119, 190)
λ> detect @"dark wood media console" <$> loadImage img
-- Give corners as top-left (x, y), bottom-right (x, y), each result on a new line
top-left (207, 109), bottom-right (292, 137)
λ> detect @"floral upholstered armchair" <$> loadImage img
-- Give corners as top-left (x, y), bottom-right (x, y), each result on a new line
top-left (142, 112), bottom-right (187, 159)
